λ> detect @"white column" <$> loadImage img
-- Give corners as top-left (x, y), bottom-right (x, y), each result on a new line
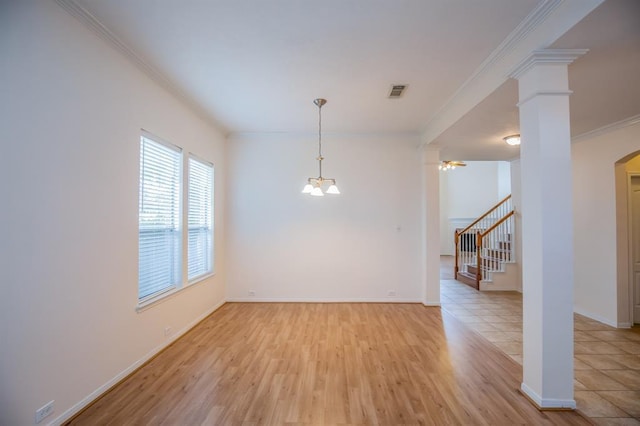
top-left (511, 49), bottom-right (587, 409)
top-left (423, 145), bottom-right (440, 306)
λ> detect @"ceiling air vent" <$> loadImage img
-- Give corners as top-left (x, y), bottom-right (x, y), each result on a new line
top-left (388, 84), bottom-right (407, 98)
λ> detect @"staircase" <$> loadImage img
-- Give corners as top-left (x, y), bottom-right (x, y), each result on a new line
top-left (455, 195), bottom-right (515, 290)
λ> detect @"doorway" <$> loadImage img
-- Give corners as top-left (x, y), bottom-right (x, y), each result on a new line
top-left (629, 175), bottom-right (640, 324)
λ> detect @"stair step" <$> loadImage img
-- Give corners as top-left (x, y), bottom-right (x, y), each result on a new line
top-left (483, 249), bottom-right (511, 260)
top-left (456, 271), bottom-right (479, 289)
top-left (467, 262), bottom-right (503, 277)
top-left (466, 259), bottom-right (502, 271)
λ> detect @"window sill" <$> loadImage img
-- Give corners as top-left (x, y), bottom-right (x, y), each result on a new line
top-left (136, 273), bottom-right (215, 313)
top-left (188, 272), bottom-right (215, 286)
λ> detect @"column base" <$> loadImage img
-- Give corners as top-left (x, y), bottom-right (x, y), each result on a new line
top-left (520, 383), bottom-right (576, 410)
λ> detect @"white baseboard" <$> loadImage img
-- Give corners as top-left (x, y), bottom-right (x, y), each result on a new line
top-left (573, 306), bottom-right (618, 328)
top-left (226, 297), bottom-right (421, 303)
top-left (51, 300), bottom-right (226, 426)
top-left (423, 302), bottom-right (441, 307)
top-left (520, 383), bottom-right (576, 410)
top-left (617, 322), bottom-right (632, 329)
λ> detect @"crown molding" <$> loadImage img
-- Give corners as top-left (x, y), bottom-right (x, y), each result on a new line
top-left (444, 0), bottom-right (563, 102)
top-left (54, 0), bottom-right (166, 85)
top-left (420, 0), bottom-right (562, 147)
top-left (510, 49), bottom-right (589, 79)
top-left (572, 114), bottom-right (640, 143)
top-left (228, 131), bottom-right (421, 141)
top-left (420, 0), bottom-right (605, 148)
top-left (54, 0), bottom-right (227, 135)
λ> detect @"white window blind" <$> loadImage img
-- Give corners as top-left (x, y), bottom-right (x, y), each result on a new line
top-left (188, 156), bottom-right (214, 280)
top-left (138, 135), bottom-right (182, 300)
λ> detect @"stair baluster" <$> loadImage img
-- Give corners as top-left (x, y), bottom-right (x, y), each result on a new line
top-left (454, 195), bottom-right (515, 289)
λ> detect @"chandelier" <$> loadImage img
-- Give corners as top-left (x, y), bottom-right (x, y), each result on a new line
top-left (302, 98), bottom-right (340, 196)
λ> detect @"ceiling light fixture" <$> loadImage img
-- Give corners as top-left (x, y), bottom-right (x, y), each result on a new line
top-left (439, 160), bottom-right (466, 171)
top-left (503, 134), bottom-right (521, 146)
top-left (302, 99), bottom-right (340, 196)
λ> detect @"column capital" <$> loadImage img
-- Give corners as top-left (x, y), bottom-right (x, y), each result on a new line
top-left (509, 49), bottom-right (589, 80)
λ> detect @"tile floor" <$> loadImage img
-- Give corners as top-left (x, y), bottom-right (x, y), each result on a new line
top-left (440, 256), bottom-right (640, 425)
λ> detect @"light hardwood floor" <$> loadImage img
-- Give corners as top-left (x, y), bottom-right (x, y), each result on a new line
top-left (440, 255), bottom-right (640, 424)
top-left (68, 303), bottom-right (589, 425)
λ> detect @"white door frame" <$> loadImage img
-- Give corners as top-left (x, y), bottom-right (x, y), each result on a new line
top-left (627, 172), bottom-right (640, 325)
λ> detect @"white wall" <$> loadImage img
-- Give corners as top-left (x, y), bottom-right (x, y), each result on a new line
top-left (498, 161), bottom-right (512, 199)
top-left (510, 159), bottom-right (523, 292)
top-left (0, 2), bottom-right (226, 424)
top-left (439, 161), bottom-right (511, 255)
top-left (226, 133), bottom-right (423, 302)
top-left (572, 119), bottom-right (640, 327)
top-left (439, 170), bottom-right (450, 254)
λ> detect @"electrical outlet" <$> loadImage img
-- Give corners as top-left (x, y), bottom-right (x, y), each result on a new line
top-left (164, 326), bottom-right (172, 337)
top-left (248, 290), bottom-right (255, 296)
top-left (388, 290), bottom-right (397, 297)
top-left (35, 400), bottom-right (54, 424)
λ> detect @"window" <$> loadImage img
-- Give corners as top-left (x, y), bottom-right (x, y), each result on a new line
top-left (188, 156), bottom-right (214, 280)
top-left (138, 134), bottom-right (182, 301)
top-left (137, 131), bottom-right (216, 308)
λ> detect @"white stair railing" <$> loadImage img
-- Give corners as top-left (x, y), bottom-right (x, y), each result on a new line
top-left (477, 211), bottom-right (515, 282)
top-left (455, 195), bottom-right (515, 288)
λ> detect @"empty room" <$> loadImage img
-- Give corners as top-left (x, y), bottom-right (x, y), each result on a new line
top-left (2, 0), bottom-right (640, 425)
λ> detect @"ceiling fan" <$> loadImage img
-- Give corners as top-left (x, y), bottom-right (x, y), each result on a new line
top-left (439, 160), bottom-right (467, 171)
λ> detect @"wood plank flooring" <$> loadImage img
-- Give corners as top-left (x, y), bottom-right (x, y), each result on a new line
top-left (67, 303), bottom-right (590, 425)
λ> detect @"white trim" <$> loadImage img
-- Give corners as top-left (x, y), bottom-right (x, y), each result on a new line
top-left (422, 302), bottom-right (441, 307)
top-left (51, 300), bottom-right (227, 426)
top-left (520, 383), bottom-right (576, 410)
top-left (516, 90), bottom-right (573, 107)
top-left (141, 129), bottom-right (182, 153)
top-left (509, 49), bottom-right (589, 80)
top-left (627, 172), bottom-right (640, 327)
top-left (186, 155), bottom-right (215, 282)
top-left (136, 276), bottom-right (212, 313)
top-left (226, 298), bottom-right (421, 303)
top-left (479, 1), bottom-right (563, 71)
top-left (188, 152), bottom-right (214, 168)
top-left (138, 133), bottom-right (184, 309)
top-left (420, 0), bottom-right (605, 147)
top-left (188, 272), bottom-right (215, 286)
top-left (54, 0), bottom-right (225, 134)
top-left (573, 306), bottom-right (618, 328)
top-left (572, 114), bottom-right (640, 143)
top-left (420, 0), bottom-right (563, 147)
top-left (54, 0), bottom-right (162, 81)
top-left (618, 322), bottom-right (632, 329)
top-left (231, 130), bottom-right (421, 139)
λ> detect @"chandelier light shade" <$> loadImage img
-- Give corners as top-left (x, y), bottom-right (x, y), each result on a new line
top-left (302, 98), bottom-right (340, 196)
top-left (503, 134), bottom-right (521, 146)
top-left (439, 160), bottom-right (466, 171)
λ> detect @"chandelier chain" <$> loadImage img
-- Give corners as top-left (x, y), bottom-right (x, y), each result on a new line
top-left (318, 101), bottom-right (322, 178)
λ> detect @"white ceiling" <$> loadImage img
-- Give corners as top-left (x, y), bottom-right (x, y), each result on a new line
top-left (67, 0), bottom-right (639, 160)
top-left (74, 0), bottom-right (538, 134)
